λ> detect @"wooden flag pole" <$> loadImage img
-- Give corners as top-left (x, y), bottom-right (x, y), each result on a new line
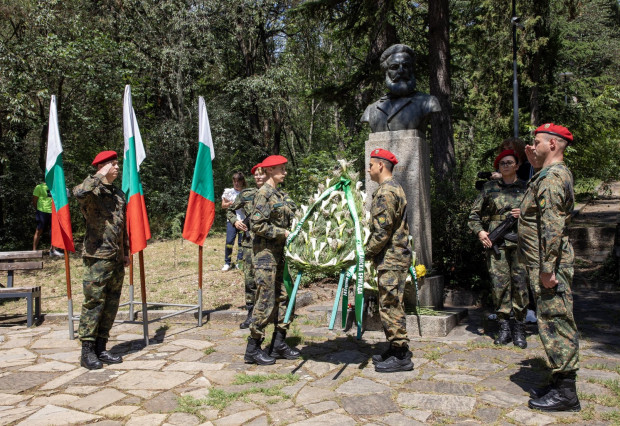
top-left (198, 246), bottom-right (203, 326)
top-left (64, 250), bottom-right (74, 340)
top-left (138, 250), bottom-right (149, 346)
top-left (129, 253), bottom-right (134, 320)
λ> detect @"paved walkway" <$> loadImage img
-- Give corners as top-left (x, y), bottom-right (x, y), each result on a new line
top-left (1, 292), bottom-right (620, 426)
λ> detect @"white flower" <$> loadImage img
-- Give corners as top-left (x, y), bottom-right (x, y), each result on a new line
top-left (320, 199), bottom-right (330, 211)
top-left (310, 238), bottom-right (317, 251)
top-left (325, 221), bottom-right (332, 235)
top-left (334, 211), bottom-right (343, 224)
top-left (325, 178), bottom-right (331, 188)
top-left (301, 230), bottom-right (308, 243)
top-left (313, 211), bottom-right (319, 221)
top-left (364, 282), bottom-right (378, 291)
top-left (323, 258), bottom-right (338, 266)
top-left (329, 204), bottom-right (338, 214)
top-left (336, 239), bottom-right (345, 249)
top-left (338, 223), bottom-right (347, 236)
top-left (291, 218), bottom-right (298, 230)
top-left (363, 227), bottom-right (371, 245)
top-left (365, 211), bottom-right (371, 222)
top-left (301, 205), bottom-right (308, 216)
top-left (361, 191), bottom-right (367, 203)
top-left (342, 251), bottom-right (356, 262)
top-left (307, 221), bottom-right (314, 234)
top-left (356, 181), bottom-right (363, 191)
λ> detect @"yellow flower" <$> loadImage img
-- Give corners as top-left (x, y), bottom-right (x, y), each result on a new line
top-left (415, 264), bottom-right (427, 278)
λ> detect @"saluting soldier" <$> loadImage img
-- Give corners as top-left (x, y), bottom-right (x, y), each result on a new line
top-left (365, 149), bottom-right (413, 373)
top-left (468, 149), bottom-right (529, 348)
top-left (73, 151), bottom-right (128, 370)
top-left (519, 123), bottom-right (580, 412)
top-left (227, 163), bottom-right (266, 329)
top-left (245, 155), bottom-right (301, 365)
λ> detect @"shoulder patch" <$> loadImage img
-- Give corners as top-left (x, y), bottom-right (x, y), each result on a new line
top-left (539, 196), bottom-right (546, 209)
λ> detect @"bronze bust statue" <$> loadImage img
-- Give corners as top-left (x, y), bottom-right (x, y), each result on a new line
top-left (361, 44), bottom-right (441, 132)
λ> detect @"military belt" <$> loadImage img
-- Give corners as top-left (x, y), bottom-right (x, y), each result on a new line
top-left (490, 215), bottom-right (509, 221)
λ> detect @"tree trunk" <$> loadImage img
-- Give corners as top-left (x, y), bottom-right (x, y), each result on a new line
top-left (428, 0), bottom-right (456, 185)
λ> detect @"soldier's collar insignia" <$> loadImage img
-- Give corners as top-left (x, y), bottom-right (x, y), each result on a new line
top-left (544, 123), bottom-right (551, 128)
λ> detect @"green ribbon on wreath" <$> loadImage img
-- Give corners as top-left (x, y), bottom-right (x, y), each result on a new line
top-left (283, 177), bottom-right (365, 330)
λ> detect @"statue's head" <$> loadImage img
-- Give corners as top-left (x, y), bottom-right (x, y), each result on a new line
top-left (380, 44), bottom-right (416, 97)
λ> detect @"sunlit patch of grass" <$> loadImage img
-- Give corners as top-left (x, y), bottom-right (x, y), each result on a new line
top-left (203, 347), bottom-right (216, 355)
top-left (466, 340), bottom-right (495, 350)
top-left (233, 373), bottom-right (299, 385)
top-left (424, 349), bottom-right (441, 361)
top-left (586, 363), bottom-right (620, 375)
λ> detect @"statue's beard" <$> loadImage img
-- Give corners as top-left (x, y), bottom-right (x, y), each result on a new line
top-left (385, 75), bottom-right (416, 97)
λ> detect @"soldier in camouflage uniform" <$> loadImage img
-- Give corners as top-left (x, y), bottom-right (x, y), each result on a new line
top-left (518, 123), bottom-right (580, 412)
top-left (73, 151), bottom-right (129, 370)
top-left (468, 149), bottom-right (529, 348)
top-left (244, 155), bottom-right (301, 365)
top-left (365, 149), bottom-right (413, 373)
top-left (227, 163), bottom-right (266, 328)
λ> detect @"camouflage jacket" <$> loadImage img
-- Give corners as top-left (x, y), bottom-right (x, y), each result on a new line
top-left (468, 178), bottom-right (527, 248)
top-left (517, 162), bottom-right (574, 271)
top-left (73, 174), bottom-right (129, 261)
top-left (251, 183), bottom-right (297, 268)
top-left (365, 177), bottom-right (412, 270)
top-left (226, 187), bottom-right (258, 248)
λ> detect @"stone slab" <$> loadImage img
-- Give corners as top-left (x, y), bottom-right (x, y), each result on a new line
top-left (30, 394), bottom-right (80, 407)
top-left (0, 406), bottom-right (39, 425)
top-left (304, 401), bottom-right (339, 414)
top-left (143, 391), bottom-right (179, 413)
top-left (213, 409), bottom-right (264, 426)
top-left (16, 404), bottom-right (100, 425)
top-left (111, 360), bottom-right (167, 370)
top-left (20, 361), bottom-right (77, 372)
top-left (341, 393), bottom-right (397, 415)
top-left (505, 408), bottom-right (556, 425)
top-left (397, 392), bottom-right (476, 416)
top-left (479, 390), bottom-right (530, 408)
top-left (289, 411), bottom-right (356, 426)
top-left (335, 377), bottom-right (391, 395)
top-left (97, 405), bottom-right (140, 417)
top-left (0, 348), bottom-right (37, 368)
top-left (111, 370), bottom-right (193, 390)
top-left (70, 388), bottom-right (126, 412)
top-left (125, 414), bottom-right (167, 426)
top-left (0, 372), bottom-right (60, 394)
top-left (166, 412), bottom-right (201, 425)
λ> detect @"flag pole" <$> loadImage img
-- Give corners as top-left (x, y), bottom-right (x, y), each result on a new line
top-left (64, 250), bottom-right (74, 340)
top-left (198, 246), bottom-right (203, 326)
top-left (129, 253), bottom-right (134, 320)
top-left (138, 250), bottom-right (149, 346)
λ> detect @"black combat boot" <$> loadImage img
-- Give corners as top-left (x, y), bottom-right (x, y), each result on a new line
top-left (375, 345), bottom-right (414, 373)
top-left (239, 304), bottom-right (254, 329)
top-left (372, 343), bottom-right (413, 365)
top-left (512, 319), bottom-right (527, 349)
top-left (530, 375), bottom-right (556, 399)
top-left (80, 341), bottom-right (103, 370)
top-left (268, 329), bottom-right (301, 360)
top-left (528, 374), bottom-right (581, 412)
top-left (95, 337), bottom-right (123, 364)
top-left (244, 337), bottom-right (276, 365)
top-left (494, 319), bottom-right (512, 345)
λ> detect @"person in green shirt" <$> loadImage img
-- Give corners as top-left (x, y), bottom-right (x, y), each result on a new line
top-left (32, 182), bottom-right (63, 256)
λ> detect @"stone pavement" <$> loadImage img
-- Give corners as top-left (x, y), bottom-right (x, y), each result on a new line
top-left (2, 294), bottom-right (620, 426)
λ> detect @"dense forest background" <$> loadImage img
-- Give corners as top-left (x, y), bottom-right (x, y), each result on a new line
top-left (1, 0), bottom-right (619, 289)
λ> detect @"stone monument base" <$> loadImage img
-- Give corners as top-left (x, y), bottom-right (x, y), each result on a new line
top-left (404, 274), bottom-right (444, 311)
top-left (307, 304), bottom-right (467, 337)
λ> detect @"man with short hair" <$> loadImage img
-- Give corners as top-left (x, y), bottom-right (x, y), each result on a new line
top-left (518, 123), bottom-right (580, 412)
top-left (366, 148), bottom-right (413, 373)
top-left (73, 151), bottom-right (129, 370)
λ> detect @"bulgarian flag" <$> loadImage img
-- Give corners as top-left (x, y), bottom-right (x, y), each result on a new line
top-left (122, 85), bottom-right (151, 254)
top-left (45, 95), bottom-right (75, 252)
top-left (182, 96), bottom-right (215, 246)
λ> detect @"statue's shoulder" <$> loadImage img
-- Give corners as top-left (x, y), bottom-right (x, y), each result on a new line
top-left (361, 98), bottom-right (384, 122)
top-left (411, 92), bottom-right (441, 113)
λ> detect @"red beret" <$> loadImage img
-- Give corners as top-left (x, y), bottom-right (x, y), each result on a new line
top-left (534, 123), bottom-right (573, 143)
top-left (261, 155), bottom-right (288, 168)
top-left (370, 148), bottom-right (398, 165)
top-left (92, 150), bottom-right (118, 166)
top-left (494, 149), bottom-right (518, 170)
top-left (251, 163), bottom-right (263, 175)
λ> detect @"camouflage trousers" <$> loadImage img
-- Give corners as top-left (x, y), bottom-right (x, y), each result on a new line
top-left (528, 266), bottom-right (579, 375)
top-left (377, 269), bottom-right (409, 347)
top-left (240, 246), bottom-right (257, 306)
top-left (78, 257), bottom-right (124, 342)
top-left (249, 262), bottom-right (291, 340)
top-left (486, 245), bottom-right (529, 321)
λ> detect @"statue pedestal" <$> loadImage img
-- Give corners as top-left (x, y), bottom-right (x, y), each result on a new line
top-left (364, 130), bottom-right (433, 268)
